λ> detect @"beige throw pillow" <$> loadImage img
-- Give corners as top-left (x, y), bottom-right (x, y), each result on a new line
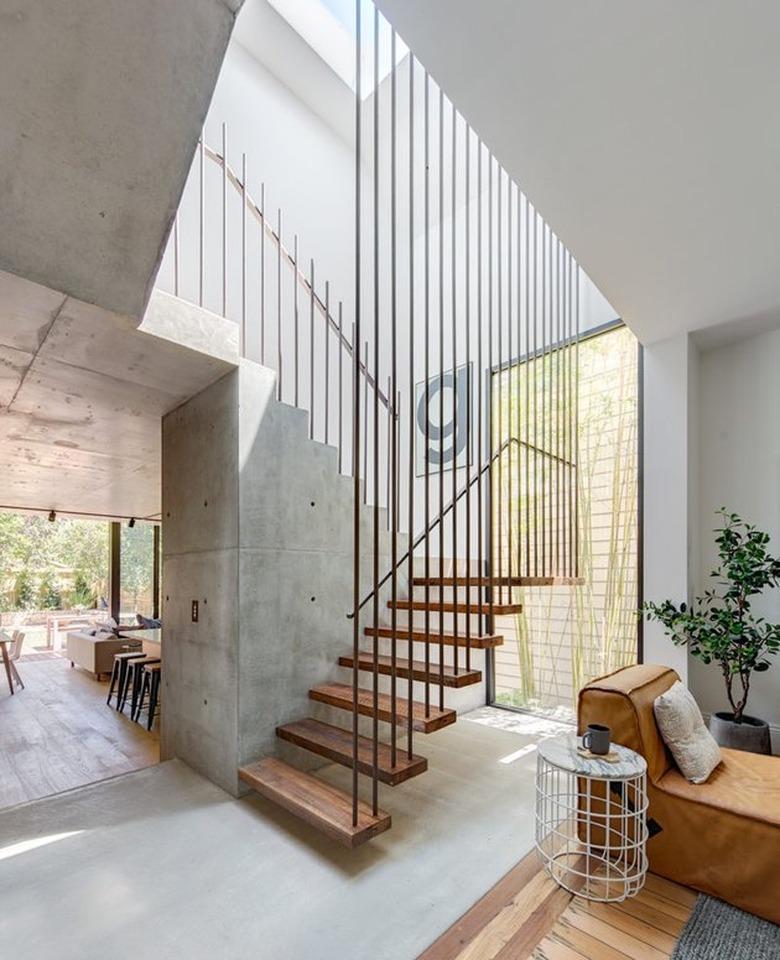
top-left (653, 681), bottom-right (722, 784)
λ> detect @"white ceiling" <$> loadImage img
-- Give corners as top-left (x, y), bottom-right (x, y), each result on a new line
top-left (376, 0), bottom-right (780, 345)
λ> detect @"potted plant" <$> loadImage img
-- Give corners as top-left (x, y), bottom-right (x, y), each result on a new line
top-left (644, 509), bottom-right (780, 754)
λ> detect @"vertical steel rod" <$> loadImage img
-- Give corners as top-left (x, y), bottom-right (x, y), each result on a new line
top-left (575, 263), bottom-right (580, 577)
top-left (487, 153), bottom-right (495, 626)
top-left (524, 194), bottom-right (530, 578)
top-left (540, 220), bottom-right (547, 576)
top-left (260, 183), bottom-right (266, 365)
top-left (407, 53), bottom-right (415, 759)
top-left (371, 4), bottom-right (380, 816)
top-left (173, 214), bottom-right (180, 298)
top-left (464, 122), bottom-right (472, 672)
top-left (338, 301), bottom-right (344, 472)
top-left (325, 281), bottom-right (331, 446)
top-left (241, 153), bottom-right (247, 358)
top-left (199, 137), bottom-right (205, 307)
top-left (390, 27), bottom-right (398, 766)
top-left (222, 122), bottom-right (228, 317)
top-left (450, 101), bottom-right (458, 680)
top-left (309, 259), bottom-right (315, 439)
top-left (294, 234), bottom-right (299, 408)
top-left (351, 0), bottom-right (362, 828)
top-left (277, 208), bottom-right (283, 401)
top-left (476, 141), bottom-right (484, 622)
top-left (437, 85), bottom-right (445, 713)
top-left (507, 179), bottom-right (514, 597)
top-left (533, 206), bottom-right (539, 577)
top-left (364, 340), bottom-right (369, 504)
top-left (423, 71), bottom-right (431, 719)
top-left (497, 165), bottom-right (503, 599)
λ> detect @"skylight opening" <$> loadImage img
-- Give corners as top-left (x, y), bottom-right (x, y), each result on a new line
top-left (267, 0), bottom-right (409, 97)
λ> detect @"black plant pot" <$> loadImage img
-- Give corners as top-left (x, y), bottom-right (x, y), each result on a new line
top-left (708, 711), bottom-right (772, 755)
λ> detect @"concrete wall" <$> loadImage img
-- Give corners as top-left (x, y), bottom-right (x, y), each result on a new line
top-left (161, 371), bottom-right (240, 792)
top-left (0, 0), bottom-right (243, 320)
top-left (162, 359), bottom-right (412, 794)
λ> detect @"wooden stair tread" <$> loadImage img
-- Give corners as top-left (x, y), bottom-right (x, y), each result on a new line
top-left (413, 576), bottom-right (585, 587)
top-left (309, 682), bottom-right (456, 733)
top-left (238, 757), bottom-right (391, 847)
top-left (389, 599), bottom-right (523, 615)
top-left (277, 718), bottom-right (427, 785)
top-left (339, 652), bottom-right (482, 688)
top-left (365, 625), bottom-right (504, 649)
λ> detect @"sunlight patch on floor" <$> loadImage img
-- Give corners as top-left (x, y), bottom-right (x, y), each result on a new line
top-left (0, 830), bottom-right (84, 862)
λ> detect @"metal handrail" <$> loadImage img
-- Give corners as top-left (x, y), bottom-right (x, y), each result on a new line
top-left (198, 141), bottom-right (393, 412)
top-left (348, 434), bottom-right (576, 617)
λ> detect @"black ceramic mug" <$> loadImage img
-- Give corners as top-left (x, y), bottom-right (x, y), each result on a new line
top-left (583, 723), bottom-right (611, 755)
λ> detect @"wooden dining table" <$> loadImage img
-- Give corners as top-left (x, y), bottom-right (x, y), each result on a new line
top-left (0, 632), bottom-right (24, 695)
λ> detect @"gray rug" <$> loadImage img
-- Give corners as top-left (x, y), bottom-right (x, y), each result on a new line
top-left (672, 895), bottom-right (780, 959)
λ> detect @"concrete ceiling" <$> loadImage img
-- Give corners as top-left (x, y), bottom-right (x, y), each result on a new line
top-left (0, 272), bottom-right (236, 519)
top-left (376, 0), bottom-right (780, 345)
top-left (0, 0), bottom-right (242, 321)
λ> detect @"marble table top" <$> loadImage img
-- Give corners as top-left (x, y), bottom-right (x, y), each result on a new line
top-left (537, 734), bottom-right (646, 780)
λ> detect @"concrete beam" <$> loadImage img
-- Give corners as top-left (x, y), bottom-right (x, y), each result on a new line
top-left (0, 270), bottom-right (236, 518)
top-left (0, 0), bottom-right (243, 320)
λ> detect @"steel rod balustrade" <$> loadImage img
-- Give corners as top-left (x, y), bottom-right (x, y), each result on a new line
top-left (192, 140), bottom-right (392, 415)
top-left (174, 4), bottom-right (589, 827)
top-left (351, 436), bottom-right (567, 616)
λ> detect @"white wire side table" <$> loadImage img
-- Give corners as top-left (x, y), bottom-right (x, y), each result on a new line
top-left (535, 734), bottom-right (648, 902)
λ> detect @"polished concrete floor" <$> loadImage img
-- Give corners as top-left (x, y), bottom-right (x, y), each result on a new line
top-left (0, 709), bottom-right (568, 960)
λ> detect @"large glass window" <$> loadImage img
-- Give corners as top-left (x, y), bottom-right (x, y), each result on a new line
top-left (119, 522), bottom-right (157, 623)
top-left (492, 324), bottom-right (639, 720)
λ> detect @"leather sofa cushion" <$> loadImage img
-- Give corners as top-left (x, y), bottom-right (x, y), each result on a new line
top-left (578, 663), bottom-right (679, 784)
top-left (658, 746), bottom-right (780, 827)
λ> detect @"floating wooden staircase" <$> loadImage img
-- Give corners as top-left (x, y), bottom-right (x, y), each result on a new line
top-left (276, 718), bottom-right (427, 784)
top-left (338, 652), bottom-right (482, 688)
top-left (389, 598), bottom-right (523, 616)
top-left (364, 625), bottom-right (503, 648)
top-left (239, 757), bottom-right (392, 847)
top-left (238, 576), bottom-right (504, 847)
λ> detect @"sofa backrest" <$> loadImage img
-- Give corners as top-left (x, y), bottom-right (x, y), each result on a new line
top-left (578, 664), bottom-right (679, 784)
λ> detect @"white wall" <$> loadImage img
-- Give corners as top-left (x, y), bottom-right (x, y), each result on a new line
top-left (694, 328), bottom-right (780, 746)
top-left (642, 333), bottom-right (694, 680)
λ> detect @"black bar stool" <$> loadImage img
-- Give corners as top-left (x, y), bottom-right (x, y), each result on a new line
top-left (134, 662), bottom-right (162, 730)
top-left (107, 651), bottom-right (146, 708)
top-left (118, 655), bottom-right (160, 718)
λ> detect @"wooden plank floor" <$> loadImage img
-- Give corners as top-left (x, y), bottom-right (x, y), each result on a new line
top-left (418, 850), bottom-right (695, 960)
top-left (0, 656), bottom-right (159, 809)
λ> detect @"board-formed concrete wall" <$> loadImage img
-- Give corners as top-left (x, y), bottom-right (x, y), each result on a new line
top-left (162, 360), bottom-right (404, 794)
